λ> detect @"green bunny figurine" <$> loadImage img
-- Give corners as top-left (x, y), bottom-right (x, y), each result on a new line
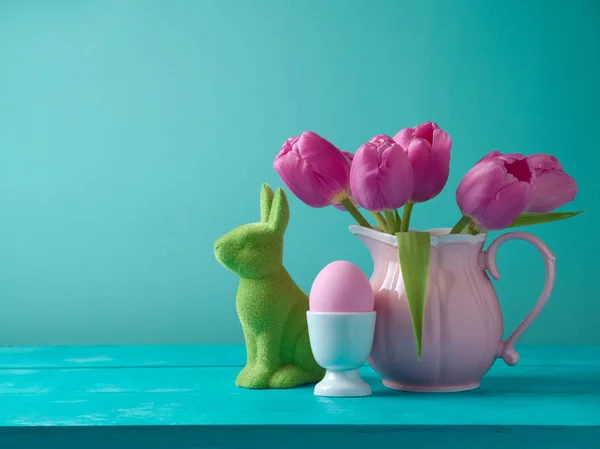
top-left (214, 183), bottom-right (325, 389)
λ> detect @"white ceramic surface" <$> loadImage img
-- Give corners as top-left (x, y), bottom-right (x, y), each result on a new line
top-left (307, 311), bottom-right (376, 397)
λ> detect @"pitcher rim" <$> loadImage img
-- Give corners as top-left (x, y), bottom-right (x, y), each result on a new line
top-left (348, 224), bottom-right (487, 247)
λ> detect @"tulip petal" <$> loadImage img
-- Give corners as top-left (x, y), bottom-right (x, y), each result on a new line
top-left (528, 153), bottom-right (563, 171)
top-left (479, 181), bottom-right (535, 229)
top-left (406, 138), bottom-right (451, 202)
top-left (369, 134), bottom-right (395, 146)
top-left (273, 132), bottom-right (352, 208)
top-left (297, 132), bottom-right (350, 195)
top-left (413, 122), bottom-right (437, 144)
top-left (378, 143), bottom-right (414, 209)
top-left (274, 152), bottom-right (331, 207)
top-left (432, 129), bottom-right (452, 154)
top-left (393, 128), bottom-right (413, 150)
top-left (477, 150), bottom-right (503, 164)
top-left (456, 159), bottom-right (508, 216)
top-left (350, 142), bottom-right (413, 211)
top-left (351, 144), bottom-right (383, 210)
top-left (405, 139), bottom-right (432, 201)
top-left (456, 151), bottom-right (537, 230)
top-left (525, 171), bottom-right (578, 212)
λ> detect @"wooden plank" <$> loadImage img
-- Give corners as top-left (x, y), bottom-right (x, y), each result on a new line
top-left (1, 345), bottom-right (598, 369)
top-left (1, 391), bottom-right (599, 427)
top-left (0, 345), bottom-right (247, 369)
top-left (0, 364), bottom-right (598, 397)
top-left (0, 364), bottom-right (598, 427)
top-left (1, 426), bottom-right (599, 449)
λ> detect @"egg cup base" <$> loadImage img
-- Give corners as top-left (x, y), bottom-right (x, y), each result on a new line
top-left (314, 369), bottom-right (372, 397)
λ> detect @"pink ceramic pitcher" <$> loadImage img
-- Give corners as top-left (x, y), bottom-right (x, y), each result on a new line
top-left (350, 225), bottom-right (556, 392)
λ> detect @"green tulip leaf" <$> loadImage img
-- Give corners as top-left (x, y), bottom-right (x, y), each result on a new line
top-left (508, 210), bottom-right (585, 228)
top-left (396, 231), bottom-right (431, 359)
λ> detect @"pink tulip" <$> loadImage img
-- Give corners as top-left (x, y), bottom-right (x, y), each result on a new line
top-left (350, 134), bottom-right (414, 212)
top-left (525, 154), bottom-right (578, 213)
top-left (456, 150), bottom-right (536, 230)
top-left (274, 131), bottom-right (350, 208)
top-left (369, 134), bottom-right (395, 146)
top-left (393, 121), bottom-right (452, 203)
top-left (341, 151), bottom-right (354, 163)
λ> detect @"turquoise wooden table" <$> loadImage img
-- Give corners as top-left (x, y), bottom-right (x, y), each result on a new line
top-left (0, 345), bottom-right (598, 448)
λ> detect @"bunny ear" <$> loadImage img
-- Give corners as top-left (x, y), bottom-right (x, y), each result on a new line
top-left (269, 188), bottom-right (289, 234)
top-left (260, 183), bottom-right (274, 223)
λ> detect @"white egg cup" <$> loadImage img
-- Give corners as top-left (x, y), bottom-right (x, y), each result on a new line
top-left (306, 311), bottom-right (376, 398)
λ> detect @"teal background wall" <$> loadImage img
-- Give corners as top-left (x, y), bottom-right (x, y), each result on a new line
top-left (0, 0), bottom-right (598, 345)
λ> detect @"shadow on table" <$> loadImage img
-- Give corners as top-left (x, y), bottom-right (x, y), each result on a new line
top-left (478, 373), bottom-right (600, 395)
top-left (364, 374), bottom-right (600, 397)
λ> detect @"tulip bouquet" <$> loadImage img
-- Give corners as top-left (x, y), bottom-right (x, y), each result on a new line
top-left (274, 123), bottom-right (582, 356)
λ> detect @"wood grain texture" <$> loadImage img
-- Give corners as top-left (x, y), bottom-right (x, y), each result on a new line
top-left (0, 344), bottom-right (247, 369)
top-left (0, 345), bottom-right (598, 448)
top-left (2, 427), bottom-right (600, 449)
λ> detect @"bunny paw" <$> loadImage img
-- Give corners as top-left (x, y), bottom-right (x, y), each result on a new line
top-left (269, 364), bottom-right (323, 389)
top-left (235, 364), bottom-right (273, 389)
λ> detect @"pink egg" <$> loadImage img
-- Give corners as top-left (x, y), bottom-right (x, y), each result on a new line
top-left (309, 260), bottom-right (374, 313)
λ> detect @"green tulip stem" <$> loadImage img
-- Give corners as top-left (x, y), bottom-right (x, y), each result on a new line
top-left (394, 209), bottom-right (402, 229)
top-left (370, 211), bottom-right (388, 232)
top-left (449, 215), bottom-right (472, 234)
top-left (341, 198), bottom-right (372, 228)
top-left (400, 202), bottom-right (414, 232)
top-left (383, 210), bottom-right (397, 234)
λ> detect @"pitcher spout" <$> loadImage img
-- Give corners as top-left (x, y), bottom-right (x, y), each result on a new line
top-left (349, 225), bottom-right (399, 270)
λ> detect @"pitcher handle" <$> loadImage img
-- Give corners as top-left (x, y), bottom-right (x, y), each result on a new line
top-left (483, 231), bottom-right (556, 366)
